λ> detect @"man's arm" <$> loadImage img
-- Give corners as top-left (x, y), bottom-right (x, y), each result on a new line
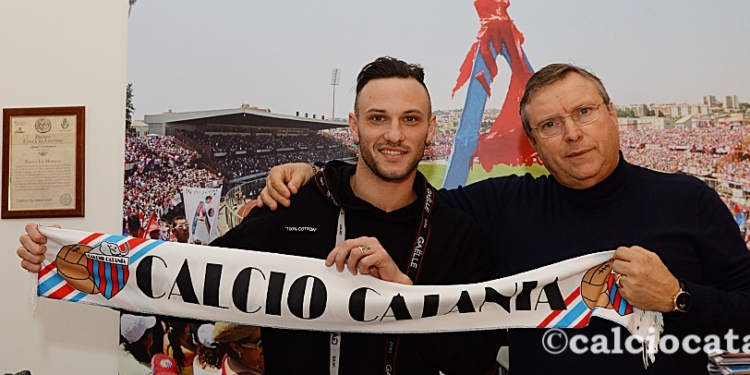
top-left (257, 159), bottom-right (515, 226)
top-left (663, 186), bottom-right (750, 337)
top-left (209, 203), bottom-right (280, 251)
top-left (256, 162), bottom-right (316, 210)
top-left (435, 178), bottom-right (508, 242)
top-left (257, 160), bottom-right (512, 226)
top-left (614, 185), bottom-right (750, 339)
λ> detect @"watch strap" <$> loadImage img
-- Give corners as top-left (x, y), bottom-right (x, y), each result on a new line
top-left (672, 280), bottom-right (691, 313)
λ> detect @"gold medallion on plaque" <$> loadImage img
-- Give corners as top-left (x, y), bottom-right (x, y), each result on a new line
top-left (35, 118), bottom-right (52, 133)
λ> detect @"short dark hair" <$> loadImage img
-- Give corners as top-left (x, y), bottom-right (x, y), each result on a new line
top-left (127, 213), bottom-right (141, 232)
top-left (520, 63), bottom-right (610, 139)
top-left (354, 56), bottom-right (431, 114)
top-left (172, 215), bottom-right (186, 225)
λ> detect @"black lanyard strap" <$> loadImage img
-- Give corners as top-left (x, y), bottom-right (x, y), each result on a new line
top-left (314, 170), bottom-right (434, 375)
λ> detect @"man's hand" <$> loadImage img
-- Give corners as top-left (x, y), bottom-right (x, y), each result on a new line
top-left (325, 237), bottom-right (412, 285)
top-left (257, 163), bottom-right (316, 210)
top-left (17, 223), bottom-right (58, 273)
top-left (612, 246), bottom-right (681, 312)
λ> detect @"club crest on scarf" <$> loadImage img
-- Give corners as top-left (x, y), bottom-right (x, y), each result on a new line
top-left (55, 241), bottom-right (131, 299)
top-left (580, 260), bottom-right (633, 316)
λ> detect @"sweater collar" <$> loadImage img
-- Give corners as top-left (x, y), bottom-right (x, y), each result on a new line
top-left (551, 151), bottom-right (637, 208)
top-left (321, 160), bottom-right (426, 217)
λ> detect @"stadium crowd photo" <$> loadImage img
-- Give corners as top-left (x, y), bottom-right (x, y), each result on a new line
top-left (116, 116), bottom-right (750, 374)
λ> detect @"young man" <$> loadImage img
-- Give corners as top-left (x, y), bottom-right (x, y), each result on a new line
top-left (18, 57), bottom-right (501, 374)
top-left (171, 215), bottom-right (190, 243)
top-left (259, 63), bottom-right (750, 374)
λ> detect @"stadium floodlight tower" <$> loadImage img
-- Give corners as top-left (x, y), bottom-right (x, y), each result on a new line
top-left (330, 68), bottom-right (341, 121)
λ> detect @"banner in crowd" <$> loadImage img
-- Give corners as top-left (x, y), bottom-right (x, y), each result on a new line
top-left (181, 186), bottom-right (221, 244)
top-left (36, 227), bottom-right (661, 346)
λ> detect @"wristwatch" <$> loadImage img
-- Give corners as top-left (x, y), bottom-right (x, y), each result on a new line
top-left (672, 280), bottom-right (691, 313)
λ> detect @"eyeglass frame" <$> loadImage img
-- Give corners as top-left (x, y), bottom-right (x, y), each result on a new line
top-left (530, 101), bottom-right (609, 139)
top-left (239, 337), bottom-right (262, 350)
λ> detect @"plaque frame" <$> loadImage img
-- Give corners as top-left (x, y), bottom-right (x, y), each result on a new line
top-left (2, 106), bottom-right (85, 218)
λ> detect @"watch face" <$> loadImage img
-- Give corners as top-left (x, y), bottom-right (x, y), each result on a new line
top-left (676, 291), bottom-right (691, 311)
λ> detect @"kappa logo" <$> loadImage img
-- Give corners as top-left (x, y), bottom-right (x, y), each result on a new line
top-left (55, 241), bottom-right (131, 299)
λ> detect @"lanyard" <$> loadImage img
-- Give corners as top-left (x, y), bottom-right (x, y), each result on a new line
top-left (314, 170), bottom-right (434, 375)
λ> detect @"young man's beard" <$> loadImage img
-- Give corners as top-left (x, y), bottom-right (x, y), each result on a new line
top-left (358, 138), bottom-right (426, 182)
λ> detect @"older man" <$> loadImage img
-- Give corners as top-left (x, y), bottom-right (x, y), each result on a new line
top-left (259, 63), bottom-right (750, 374)
top-left (18, 57), bottom-right (501, 375)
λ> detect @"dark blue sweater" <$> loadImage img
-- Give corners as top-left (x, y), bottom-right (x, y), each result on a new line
top-left (438, 156), bottom-right (750, 374)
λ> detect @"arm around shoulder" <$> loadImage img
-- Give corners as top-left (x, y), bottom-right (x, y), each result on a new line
top-left (257, 162), bottom-right (316, 210)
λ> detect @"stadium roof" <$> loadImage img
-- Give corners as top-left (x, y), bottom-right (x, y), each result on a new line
top-left (675, 115), bottom-right (692, 124)
top-left (143, 107), bottom-right (348, 132)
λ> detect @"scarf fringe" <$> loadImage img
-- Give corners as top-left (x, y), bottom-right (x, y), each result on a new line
top-left (29, 271), bottom-right (38, 316)
top-left (632, 308), bottom-right (663, 368)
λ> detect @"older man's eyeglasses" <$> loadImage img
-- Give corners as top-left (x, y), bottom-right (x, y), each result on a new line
top-left (240, 338), bottom-right (262, 350)
top-left (532, 102), bottom-right (607, 138)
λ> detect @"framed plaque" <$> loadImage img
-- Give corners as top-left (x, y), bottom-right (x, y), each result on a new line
top-left (2, 106), bottom-right (85, 218)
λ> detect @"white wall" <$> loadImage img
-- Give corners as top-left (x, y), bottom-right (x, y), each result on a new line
top-left (0, 1), bottom-right (127, 373)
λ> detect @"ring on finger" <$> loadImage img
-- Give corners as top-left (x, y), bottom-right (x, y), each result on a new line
top-left (615, 274), bottom-right (623, 288)
top-left (358, 246), bottom-right (365, 256)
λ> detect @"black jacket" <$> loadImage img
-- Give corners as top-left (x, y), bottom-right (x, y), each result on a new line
top-left (212, 161), bottom-right (502, 375)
